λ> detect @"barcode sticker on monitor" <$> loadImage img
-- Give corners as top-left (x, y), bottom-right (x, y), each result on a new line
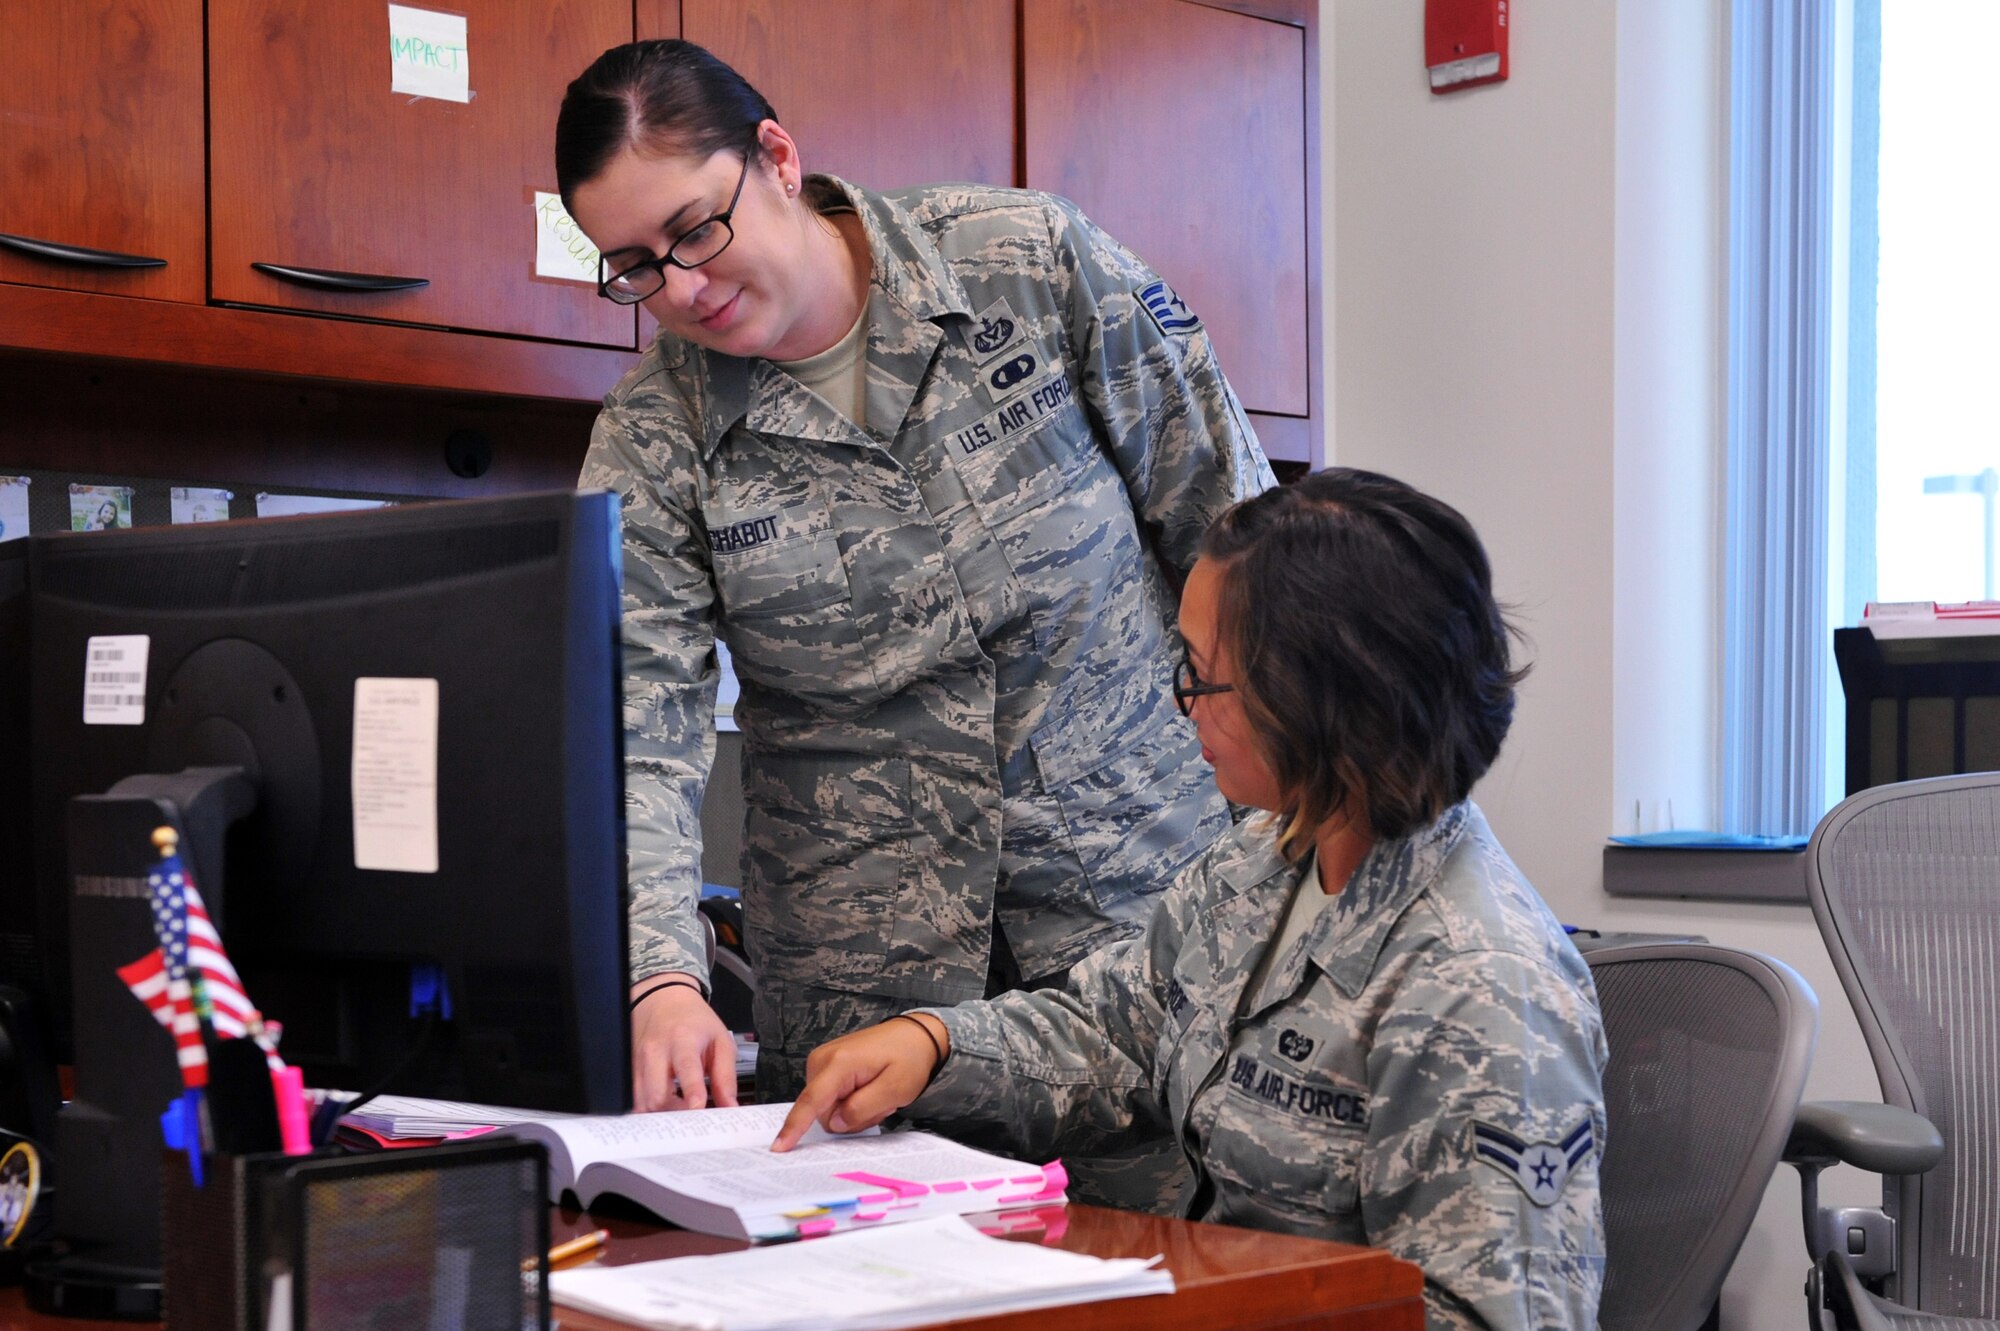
top-left (82, 635), bottom-right (150, 726)
top-left (352, 677), bottom-right (440, 874)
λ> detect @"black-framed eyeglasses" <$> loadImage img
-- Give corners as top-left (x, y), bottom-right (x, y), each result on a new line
top-left (596, 150), bottom-right (752, 305)
top-left (1173, 648), bottom-right (1235, 717)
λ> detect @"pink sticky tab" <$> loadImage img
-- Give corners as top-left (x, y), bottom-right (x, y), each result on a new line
top-left (833, 1171), bottom-right (929, 1199)
top-left (932, 1180), bottom-right (968, 1194)
top-left (995, 1160), bottom-right (1070, 1208)
top-left (855, 1211), bottom-right (887, 1222)
top-left (1009, 1174), bottom-right (1044, 1185)
top-left (796, 1219), bottom-right (837, 1238)
top-left (971, 1177), bottom-right (1005, 1190)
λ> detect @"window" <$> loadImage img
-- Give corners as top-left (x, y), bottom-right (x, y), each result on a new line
top-left (1727, 0), bottom-right (2000, 836)
top-left (1862, 0), bottom-right (2000, 607)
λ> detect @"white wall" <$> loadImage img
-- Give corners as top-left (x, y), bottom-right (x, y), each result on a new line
top-left (1323, 1), bottom-right (1880, 1326)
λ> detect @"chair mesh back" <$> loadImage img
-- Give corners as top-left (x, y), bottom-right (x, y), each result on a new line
top-left (1817, 782), bottom-right (2000, 1317)
top-left (1594, 956), bottom-right (1789, 1331)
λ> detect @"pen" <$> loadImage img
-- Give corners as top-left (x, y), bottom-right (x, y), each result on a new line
top-left (526, 1227), bottom-right (609, 1271)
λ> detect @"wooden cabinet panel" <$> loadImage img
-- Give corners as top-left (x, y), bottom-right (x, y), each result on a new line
top-left (1025, 0), bottom-right (1309, 417)
top-left (0, 0), bottom-right (206, 303)
top-left (633, 1), bottom-right (681, 41)
top-left (208, 0), bottom-right (634, 348)
top-left (678, 1), bottom-right (1015, 192)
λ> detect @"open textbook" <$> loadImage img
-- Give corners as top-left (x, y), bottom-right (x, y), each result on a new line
top-left (345, 1097), bottom-right (1067, 1242)
top-left (548, 1214), bottom-right (1173, 1331)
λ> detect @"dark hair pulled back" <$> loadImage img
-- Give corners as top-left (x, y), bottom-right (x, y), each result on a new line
top-left (556, 40), bottom-right (777, 209)
top-left (1199, 467), bottom-right (1528, 851)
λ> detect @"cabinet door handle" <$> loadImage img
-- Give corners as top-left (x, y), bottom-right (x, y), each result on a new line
top-left (0, 232), bottom-right (167, 269)
top-left (251, 262), bottom-right (429, 292)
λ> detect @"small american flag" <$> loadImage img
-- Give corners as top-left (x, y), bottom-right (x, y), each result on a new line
top-left (145, 849), bottom-right (257, 1038)
top-left (118, 837), bottom-right (282, 1083)
top-left (116, 947), bottom-right (206, 1087)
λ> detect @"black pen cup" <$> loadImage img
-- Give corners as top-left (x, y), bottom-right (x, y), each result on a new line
top-left (160, 1137), bottom-right (550, 1330)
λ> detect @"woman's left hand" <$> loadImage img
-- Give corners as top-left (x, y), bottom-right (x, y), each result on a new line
top-left (770, 1014), bottom-right (948, 1151)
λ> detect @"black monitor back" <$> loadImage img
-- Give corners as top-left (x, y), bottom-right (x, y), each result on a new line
top-left (28, 491), bottom-right (628, 1113)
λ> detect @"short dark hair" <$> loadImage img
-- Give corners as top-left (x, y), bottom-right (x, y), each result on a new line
top-left (1199, 467), bottom-right (1527, 851)
top-left (555, 40), bottom-right (776, 209)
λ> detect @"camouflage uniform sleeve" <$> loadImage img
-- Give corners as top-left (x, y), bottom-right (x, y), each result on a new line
top-left (1362, 951), bottom-right (1608, 1331)
top-left (1045, 196), bottom-right (1276, 580)
top-left (904, 855), bottom-right (1202, 1159)
top-left (579, 398), bottom-right (719, 988)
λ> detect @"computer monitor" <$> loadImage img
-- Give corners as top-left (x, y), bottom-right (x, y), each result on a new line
top-left (22, 490), bottom-right (629, 1295)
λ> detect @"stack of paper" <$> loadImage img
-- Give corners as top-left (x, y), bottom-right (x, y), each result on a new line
top-left (548, 1214), bottom-right (1174, 1331)
top-left (1863, 600), bottom-right (2000, 639)
top-left (340, 1095), bottom-right (580, 1137)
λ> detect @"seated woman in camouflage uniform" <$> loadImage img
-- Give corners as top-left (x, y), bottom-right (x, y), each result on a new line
top-left (776, 467), bottom-right (1608, 1331)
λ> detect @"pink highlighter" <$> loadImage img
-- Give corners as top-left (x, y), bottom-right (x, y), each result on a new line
top-left (272, 1065), bottom-right (312, 1155)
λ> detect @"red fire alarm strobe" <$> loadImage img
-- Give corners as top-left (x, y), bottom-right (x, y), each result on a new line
top-left (1426, 0), bottom-right (1509, 94)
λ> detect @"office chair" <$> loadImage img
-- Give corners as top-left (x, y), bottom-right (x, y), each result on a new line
top-left (1587, 943), bottom-right (1819, 1331)
top-left (1785, 774), bottom-right (2000, 1331)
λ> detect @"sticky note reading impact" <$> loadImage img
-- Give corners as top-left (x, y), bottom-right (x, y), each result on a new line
top-left (388, 4), bottom-right (469, 103)
top-left (352, 677), bottom-right (440, 873)
top-left (534, 192), bottom-right (600, 284)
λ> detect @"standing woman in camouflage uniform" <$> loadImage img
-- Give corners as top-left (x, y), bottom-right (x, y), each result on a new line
top-left (555, 36), bottom-right (1273, 1155)
top-left (779, 469), bottom-right (1609, 1331)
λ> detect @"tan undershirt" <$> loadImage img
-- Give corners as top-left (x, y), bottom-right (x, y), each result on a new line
top-left (773, 302), bottom-right (869, 430)
top-left (1248, 850), bottom-right (1333, 1005)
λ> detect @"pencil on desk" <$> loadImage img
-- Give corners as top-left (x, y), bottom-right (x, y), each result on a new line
top-left (529, 1227), bottom-right (609, 1271)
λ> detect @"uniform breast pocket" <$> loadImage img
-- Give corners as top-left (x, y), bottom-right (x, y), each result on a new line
top-left (1206, 1061), bottom-right (1368, 1227)
top-left (714, 529), bottom-right (882, 711)
top-left (951, 391), bottom-right (1098, 525)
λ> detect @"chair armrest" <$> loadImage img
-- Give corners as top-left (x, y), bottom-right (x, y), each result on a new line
top-left (1785, 1100), bottom-right (1944, 1175)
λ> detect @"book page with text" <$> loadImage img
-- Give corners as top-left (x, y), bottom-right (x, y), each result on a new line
top-left (532, 1102), bottom-right (860, 1179)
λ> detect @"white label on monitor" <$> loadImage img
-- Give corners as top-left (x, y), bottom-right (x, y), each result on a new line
top-left (352, 678), bottom-right (439, 874)
top-left (82, 635), bottom-right (149, 726)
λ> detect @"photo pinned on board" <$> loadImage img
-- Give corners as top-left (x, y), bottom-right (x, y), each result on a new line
top-left (0, 476), bottom-right (28, 544)
top-left (69, 483), bottom-right (133, 533)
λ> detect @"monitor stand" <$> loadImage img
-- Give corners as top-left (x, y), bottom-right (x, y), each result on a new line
top-left (25, 767), bottom-right (252, 1321)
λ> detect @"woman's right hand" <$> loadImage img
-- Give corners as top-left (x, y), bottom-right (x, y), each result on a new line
top-left (770, 1013), bottom-right (947, 1151)
top-left (630, 974), bottom-right (739, 1111)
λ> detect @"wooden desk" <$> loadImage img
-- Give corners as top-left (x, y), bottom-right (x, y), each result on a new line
top-left (0, 1205), bottom-right (1423, 1331)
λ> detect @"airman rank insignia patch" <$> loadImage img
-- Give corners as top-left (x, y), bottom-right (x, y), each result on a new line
top-left (1472, 1117), bottom-right (1595, 1207)
top-left (1138, 280), bottom-right (1202, 336)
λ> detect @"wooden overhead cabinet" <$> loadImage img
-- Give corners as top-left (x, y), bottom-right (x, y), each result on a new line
top-left (207, 0), bottom-right (635, 349)
top-left (0, 0), bottom-right (207, 305)
top-left (673, 0), bottom-right (1016, 191)
top-left (1024, 0), bottom-right (1312, 423)
top-left (0, 0), bottom-right (1315, 464)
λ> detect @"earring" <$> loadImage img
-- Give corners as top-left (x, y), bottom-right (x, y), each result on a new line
top-left (786, 182), bottom-right (797, 195)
